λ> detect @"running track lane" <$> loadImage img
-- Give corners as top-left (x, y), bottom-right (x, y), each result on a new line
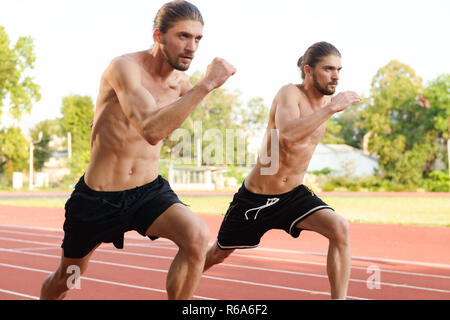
top-left (0, 206), bottom-right (449, 300)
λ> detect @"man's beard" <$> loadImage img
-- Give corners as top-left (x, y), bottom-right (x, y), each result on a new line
top-left (312, 71), bottom-right (336, 96)
top-left (162, 45), bottom-right (191, 71)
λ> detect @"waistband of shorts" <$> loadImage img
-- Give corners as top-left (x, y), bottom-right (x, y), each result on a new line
top-left (238, 180), bottom-right (308, 199)
top-left (75, 174), bottom-right (164, 197)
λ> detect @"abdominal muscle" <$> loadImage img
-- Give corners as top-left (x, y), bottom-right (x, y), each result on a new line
top-left (245, 144), bottom-right (316, 195)
top-left (84, 110), bottom-right (162, 192)
top-left (84, 143), bottom-right (161, 192)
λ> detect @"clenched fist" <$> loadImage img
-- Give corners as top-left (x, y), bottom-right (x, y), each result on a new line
top-left (200, 58), bottom-right (236, 92)
top-left (327, 91), bottom-right (361, 113)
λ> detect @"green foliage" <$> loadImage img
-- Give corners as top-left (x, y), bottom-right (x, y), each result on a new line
top-left (224, 165), bottom-right (249, 185)
top-left (0, 26), bottom-right (41, 120)
top-left (240, 97), bottom-right (269, 134)
top-left (163, 71), bottom-right (268, 167)
top-left (332, 100), bottom-right (367, 148)
top-left (158, 160), bottom-right (170, 180)
top-left (59, 95), bottom-right (94, 176)
top-left (424, 74), bottom-right (450, 139)
top-left (310, 167), bottom-right (332, 175)
top-left (29, 119), bottom-right (59, 171)
top-left (322, 117), bottom-right (345, 144)
top-left (0, 127), bottom-right (29, 181)
top-left (360, 60), bottom-right (448, 187)
top-left (422, 170), bottom-right (449, 192)
top-left (322, 175), bottom-right (409, 192)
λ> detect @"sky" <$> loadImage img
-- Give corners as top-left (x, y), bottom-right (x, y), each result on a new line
top-left (1, 0), bottom-right (449, 132)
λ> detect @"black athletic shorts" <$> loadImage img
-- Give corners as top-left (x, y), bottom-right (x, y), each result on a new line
top-left (217, 182), bottom-right (334, 249)
top-left (61, 175), bottom-right (183, 258)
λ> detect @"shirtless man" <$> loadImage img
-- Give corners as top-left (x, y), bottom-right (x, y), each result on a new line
top-left (40, 1), bottom-right (235, 300)
top-left (204, 42), bottom-right (361, 300)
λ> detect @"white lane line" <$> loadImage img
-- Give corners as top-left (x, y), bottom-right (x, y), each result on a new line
top-left (2, 245), bottom-right (449, 297)
top-left (97, 245), bottom-right (450, 286)
top-left (0, 227), bottom-right (172, 244)
top-left (226, 252), bottom-right (450, 280)
top-left (0, 288), bottom-right (39, 300)
top-left (0, 262), bottom-right (215, 300)
top-left (249, 246), bottom-right (450, 270)
top-left (13, 246), bottom-right (59, 252)
top-left (0, 254), bottom-right (353, 300)
top-left (97, 242), bottom-right (450, 280)
top-left (0, 224), bottom-right (62, 233)
top-left (1, 224), bottom-right (449, 269)
top-left (1, 234), bottom-right (450, 287)
top-left (201, 273), bottom-right (368, 300)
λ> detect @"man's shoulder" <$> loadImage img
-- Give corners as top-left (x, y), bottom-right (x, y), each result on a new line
top-left (103, 53), bottom-right (142, 85)
top-left (277, 83), bottom-right (302, 97)
top-left (108, 54), bottom-right (139, 72)
top-left (273, 83), bottom-right (302, 105)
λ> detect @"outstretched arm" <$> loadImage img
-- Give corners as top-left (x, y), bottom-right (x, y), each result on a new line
top-left (275, 85), bottom-right (361, 148)
top-left (106, 57), bottom-right (235, 145)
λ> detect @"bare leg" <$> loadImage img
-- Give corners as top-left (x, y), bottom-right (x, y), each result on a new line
top-left (40, 244), bottom-right (100, 300)
top-left (204, 242), bottom-right (234, 272)
top-left (145, 203), bottom-right (210, 300)
top-left (296, 209), bottom-right (351, 299)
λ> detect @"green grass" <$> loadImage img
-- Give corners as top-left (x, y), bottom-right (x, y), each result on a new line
top-left (0, 195), bottom-right (449, 227)
top-left (321, 196), bottom-right (450, 227)
top-left (0, 198), bottom-right (69, 208)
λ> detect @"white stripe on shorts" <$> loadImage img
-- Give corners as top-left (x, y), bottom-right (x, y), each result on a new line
top-left (288, 205), bottom-right (333, 235)
top-left (216, 240), bottom-right (259, 250)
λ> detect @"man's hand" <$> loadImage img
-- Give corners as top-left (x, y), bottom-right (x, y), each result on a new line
top-left (199, 58), bottom-right (236, 92)
top-left (328, 91), bottom-right (361, 113)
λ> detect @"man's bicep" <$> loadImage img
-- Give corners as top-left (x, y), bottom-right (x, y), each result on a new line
top-left (274, 93), bottom-right (301, 131)
top-left (116, 86), bottom-right (157, 122)
top-left (107, 59), bottom-right (157, 125)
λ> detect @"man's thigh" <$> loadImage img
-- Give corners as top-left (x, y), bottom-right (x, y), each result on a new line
top-left (144, 203), bottom-right (208, 247)
top-left (294, 208), bottom-right (345, 239)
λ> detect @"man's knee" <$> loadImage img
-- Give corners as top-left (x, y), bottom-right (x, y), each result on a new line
top-left (212, 246), bottom-right (233, 264)
top-left (180, 220), bottom-right (210, 258)
top-left (330, 215), bottom-right (350, 246)
top-left (207, 243), bottom-right (234, 267)
top-left (41, 269), bottom-right (72, 299)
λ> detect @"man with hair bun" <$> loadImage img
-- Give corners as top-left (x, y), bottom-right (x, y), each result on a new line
top-left (40, 1), bottom-right (236, 300)
top-left (204, 41), bottom-right (361, 300)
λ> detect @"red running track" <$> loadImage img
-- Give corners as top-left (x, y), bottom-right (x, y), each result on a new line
top-left (0, 205), bottom-right (449, 300)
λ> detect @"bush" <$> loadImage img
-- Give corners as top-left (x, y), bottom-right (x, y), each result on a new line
top-left (224, 166), bottom-right (249, 185)
top-left (422, 170), bottom-right (449, 192)
top-left (320, 175), bottom-right (412, 192)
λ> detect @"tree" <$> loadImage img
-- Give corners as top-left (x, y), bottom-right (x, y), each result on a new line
top-left (59, 95), bottom-right (94, 176)
top-left (163, 71), bottom-right (243, 166)
top-left (423, 74), bottom-right (450, 167)
top-left (165, 71), bottom-right (269, 167)
top-left (0, 127), bottom-right (28, 183)
top-left (29, 119), bottom-right (59, 171)
top-left (240, 97), bottom-right (269, 135)
top-left (322, 118), bottom-right (345, 144)
top-left (331, 100), bottom-right (367, 148)
top-left (0, 26), bottom-right (40, 122)
top-left (361, 60), bottom-right (442, 187)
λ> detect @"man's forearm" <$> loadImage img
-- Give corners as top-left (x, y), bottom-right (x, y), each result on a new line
top-left (142, 83), bottom-right (210, 145)
top-left (279, 106), bottom-right (334, 148)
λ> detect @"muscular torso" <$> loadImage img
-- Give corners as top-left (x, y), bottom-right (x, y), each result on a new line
top-left (245, 84), bottom-right (328, 194)
top-left (84, 51), bottom-right (187, 191)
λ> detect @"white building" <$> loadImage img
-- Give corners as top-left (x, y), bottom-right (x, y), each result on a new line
top-left (308, 144), bottom-right (379, 177)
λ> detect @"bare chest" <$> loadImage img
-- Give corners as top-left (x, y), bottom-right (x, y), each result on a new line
top-left (140, 74), bottom-right (183, 107)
